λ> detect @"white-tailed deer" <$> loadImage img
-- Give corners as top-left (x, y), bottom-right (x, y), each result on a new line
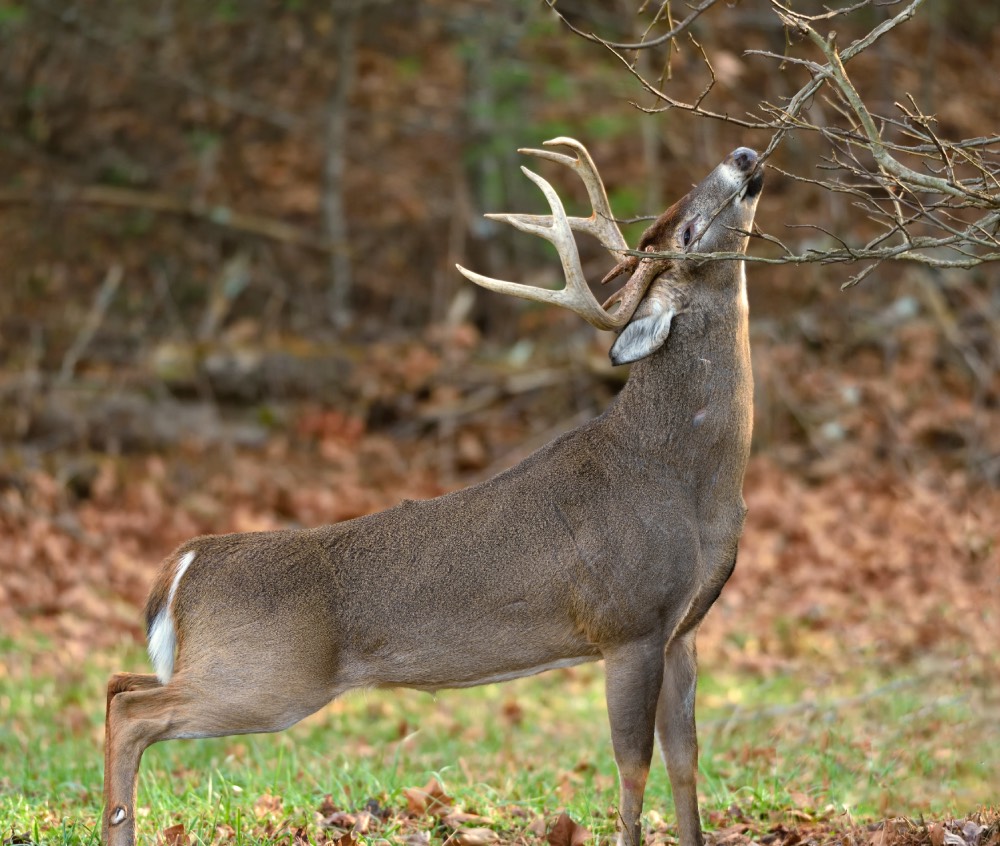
top-left (102, 138), bottom-right (763, 846)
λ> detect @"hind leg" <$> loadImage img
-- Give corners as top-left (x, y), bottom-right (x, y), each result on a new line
top-left (102, 674), bottom-right (161, 846)
top-left (102, 668), bottom-right (336, 846)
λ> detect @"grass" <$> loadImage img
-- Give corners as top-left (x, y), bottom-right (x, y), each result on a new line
top-left (0, 634), bottom-right (996, 845)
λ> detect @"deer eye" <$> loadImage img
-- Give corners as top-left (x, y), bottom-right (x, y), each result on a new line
top-left (682, 225), bottom-right (693, 247)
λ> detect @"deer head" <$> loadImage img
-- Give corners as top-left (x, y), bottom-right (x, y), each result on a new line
top-left (456, 140), bottom-right (763, 364)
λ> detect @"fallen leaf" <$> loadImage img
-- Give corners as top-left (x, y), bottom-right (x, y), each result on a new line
top-left (352, 811), bottom-right (374, 834)
top-left (160, 824), bottom-right (190, 846)
top-left (254, 791), bottom-right (283, 818)
top-left (501, 698), bottom-right (524, 726)
top-left (760, 825), bottom-right (793, 845)
top-left (963, 823), bottom-right (986, 846)
top-left (319, 811), bottom-right (356, 831)
top-left (452, 827), bottom-right (500, 845)
top-left (714, 825), bottom-right (754, 846)
top-left (869, 826), bottom-right (888, 846)
top-left (527, 817), bottom-right (548, 837)
top-left (443, 812), bottom-right (492, 828)
top-left (546, 812), bottom-right (591, 846)
top-left (930, 823), bottom-right (946, 846)
top-left (317, 794), bottom-right (339, 818)
top-left (212, 824), bottom-right (236, 845)
top-left (403, 778), bottom-right (454, 817)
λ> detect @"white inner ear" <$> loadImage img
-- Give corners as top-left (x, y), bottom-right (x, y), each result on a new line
top-left (609, 299), bottom-right (676, 365)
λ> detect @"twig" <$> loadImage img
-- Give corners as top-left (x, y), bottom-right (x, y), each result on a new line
top-left (545, 0), bottom-right (721, 51)
top-left (324, 0), bottom-right (362, 326)
top-left (57, 264), bottom-right (124, 385)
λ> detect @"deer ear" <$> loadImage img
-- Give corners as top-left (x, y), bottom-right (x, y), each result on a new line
top-left (609, 300), bottom-right (676, 365)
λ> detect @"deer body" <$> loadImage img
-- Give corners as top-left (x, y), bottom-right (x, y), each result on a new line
top-left (103, 140), bottom-right (762, 846)
top-left (160, 293), bottom-right (748, 689)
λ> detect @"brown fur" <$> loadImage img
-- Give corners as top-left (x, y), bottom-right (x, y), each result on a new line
top-left (601, 199), bottom-right (682, 287)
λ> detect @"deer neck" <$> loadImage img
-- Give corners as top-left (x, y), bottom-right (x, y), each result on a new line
top-left (603, 267), bottom-right (753, 494)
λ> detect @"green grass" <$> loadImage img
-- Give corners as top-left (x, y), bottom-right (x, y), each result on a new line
top-left (1, 635), bottom-right (995, 845)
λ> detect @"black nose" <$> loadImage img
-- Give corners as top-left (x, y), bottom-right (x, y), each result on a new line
top-left (731, 147), bottom-right (758, 172)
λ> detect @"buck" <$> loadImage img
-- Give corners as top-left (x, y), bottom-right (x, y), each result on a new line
top-left (102, 138), bottom-right (763, 846)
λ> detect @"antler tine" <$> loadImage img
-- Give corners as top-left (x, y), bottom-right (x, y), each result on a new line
top-left (457, 138), bottom-right (663, 332)
top-left (457, 166), bottom-right (620, 330)
top-left (514, 137), bottom-right (629, 260)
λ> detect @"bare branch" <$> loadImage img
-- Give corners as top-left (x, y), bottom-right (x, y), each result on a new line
top-left (552, 0), bottom-right (1000, 285)
top-left (546, 0), bottom-right (722, 51)
top-left (0, 185), bottom-right (337, 252)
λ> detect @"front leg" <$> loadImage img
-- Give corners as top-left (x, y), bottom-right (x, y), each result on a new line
top-left (604, 637), bottom-right (665, 846)
top-left (656, 629), bottom-right (703, 846)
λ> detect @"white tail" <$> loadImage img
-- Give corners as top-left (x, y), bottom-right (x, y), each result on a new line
top-left (145, 550), bottom-right (195, 683)
top-left (102, 140), bottom-right (764, 846)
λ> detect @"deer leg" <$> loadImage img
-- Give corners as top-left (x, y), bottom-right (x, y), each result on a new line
top-left (656, 629), bottom-right (704, 846)
top-left (604, 638), bottom-right (666, 846)
top-left (102, 673), bottom-right (163, 846)
top-left (103, 668), bottom-right (332, 846)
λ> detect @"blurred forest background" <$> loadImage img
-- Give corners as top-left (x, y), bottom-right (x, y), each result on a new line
top-left (0, 0), bottom-right (998, 827)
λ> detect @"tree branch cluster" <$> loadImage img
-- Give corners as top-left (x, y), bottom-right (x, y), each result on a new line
top-left (551, 0), bottom-right (1000, 287)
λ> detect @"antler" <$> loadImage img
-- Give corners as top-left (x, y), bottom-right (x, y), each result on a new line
top-left (495, 137), bottom-right (629, 260)
top-left (456, 138), bottom-right (661, 332)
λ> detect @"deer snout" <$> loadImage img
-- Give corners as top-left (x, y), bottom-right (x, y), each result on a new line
top-left (726, 148), bottom-right (764, 200)
top-left (729, 147), bottom-right (758, 172)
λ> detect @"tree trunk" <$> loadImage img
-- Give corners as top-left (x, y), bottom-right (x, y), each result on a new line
top-left (324, 0), bottom-right (360, 328)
